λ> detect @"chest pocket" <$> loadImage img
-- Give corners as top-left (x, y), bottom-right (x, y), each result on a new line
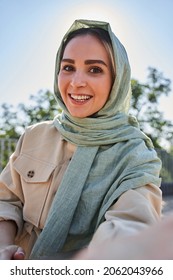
top-left (13, 153), bottom-right (56, 226)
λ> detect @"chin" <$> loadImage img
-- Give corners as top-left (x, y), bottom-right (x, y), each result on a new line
top-left (71, 114), bottom-right (86, 118)
top-left (68, 110), bottom-right (88, 118)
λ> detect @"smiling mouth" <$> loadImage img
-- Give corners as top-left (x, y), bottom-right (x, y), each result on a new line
top-left (69, 94), bottom-right (92, 102)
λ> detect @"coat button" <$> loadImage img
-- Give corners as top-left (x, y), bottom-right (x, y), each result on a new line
top-left (27, 170), bottom-right (35, 178)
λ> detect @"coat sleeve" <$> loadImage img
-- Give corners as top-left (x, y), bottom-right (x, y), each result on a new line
top-left (0, 135), bottom-right (25, 238)
top-left (89, 183), bottom-right (162, 246)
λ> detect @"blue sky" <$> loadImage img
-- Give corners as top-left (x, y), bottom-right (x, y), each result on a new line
top-left (0, 0), bottom-right (173, 121)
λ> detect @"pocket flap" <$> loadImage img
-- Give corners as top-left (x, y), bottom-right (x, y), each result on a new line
top-left (13, 154), bottom-right (56, 183)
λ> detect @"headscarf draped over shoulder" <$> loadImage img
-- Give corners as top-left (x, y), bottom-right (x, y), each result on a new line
top-left (30, 19), bottom-right (162, 259)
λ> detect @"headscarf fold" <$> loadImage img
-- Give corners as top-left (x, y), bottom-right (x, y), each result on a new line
top-left (30, 19), bottom-right (161, 259)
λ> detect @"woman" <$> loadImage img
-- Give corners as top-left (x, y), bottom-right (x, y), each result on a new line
top-left (0, 19), bottom-right (162, 260)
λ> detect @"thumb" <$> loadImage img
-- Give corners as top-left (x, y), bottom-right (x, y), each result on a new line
top-left (13, 247), bottom-right (25, 260)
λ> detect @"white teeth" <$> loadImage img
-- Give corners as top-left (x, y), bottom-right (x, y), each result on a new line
top-left (70, 94), bottom-right (91, 101)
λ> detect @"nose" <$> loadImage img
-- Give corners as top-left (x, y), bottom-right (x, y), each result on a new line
top-left (70, 71), bottom-right (87, 88)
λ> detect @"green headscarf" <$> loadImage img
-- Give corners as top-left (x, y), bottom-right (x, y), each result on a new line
top-left (30, 19), bottom-right (161, 259)
top-left (53, 19), bottom-right (145, 146)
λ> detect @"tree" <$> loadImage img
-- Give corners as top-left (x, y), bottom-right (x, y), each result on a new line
top-left (0, 89), bottom-right (61, 139)
top-left (17, 89), bottom-right (61, 125)
top-left (130, 67), bottom-right (173, 149)
top-left (0, 103), bottom-right (20, 138)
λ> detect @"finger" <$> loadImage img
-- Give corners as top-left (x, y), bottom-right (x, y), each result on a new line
top-left (13, 247), bottom-right (25, 260)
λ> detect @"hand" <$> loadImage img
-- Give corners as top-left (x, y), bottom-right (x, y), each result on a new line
top-left (75, 214), bottom-right (173, 260)
top-left (0, 245), bottom-right (25, 260)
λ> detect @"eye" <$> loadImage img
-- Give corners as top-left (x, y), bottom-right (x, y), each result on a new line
top-left (89, 66), bottom-right (103, 74)
top-left (62, 65), bottom-right (75, 72)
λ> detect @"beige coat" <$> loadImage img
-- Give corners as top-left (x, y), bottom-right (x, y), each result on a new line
top-left (0, 121), bottom-right (162, 257)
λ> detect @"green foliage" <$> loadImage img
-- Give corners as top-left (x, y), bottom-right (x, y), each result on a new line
top-left (0, 103), bottom-right (20, 138)
top-left (156, 149), bottom-right (173, 182)
top-left (0, 138), bottom-right (17, 171)
top-left (160, 167), bottom-right (173, 183)
top-left (0, 90), bottom-right (61, 139)
top-left (169, 146), bottom-right (173, 156)
top-left (130, 67), bottom-right (173, 149)
top-left (17, 90), bottom-right (61, 125)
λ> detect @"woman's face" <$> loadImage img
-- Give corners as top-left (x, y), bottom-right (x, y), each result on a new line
top-left (58, 34), bottom-right (112, 118)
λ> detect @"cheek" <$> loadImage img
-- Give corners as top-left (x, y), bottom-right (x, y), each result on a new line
top-left (57, 74), bottom-right (67, 96)
top-left (97, 79), bottom-right (111, 99)
top-left (57, 75), bottom-right (62, 90)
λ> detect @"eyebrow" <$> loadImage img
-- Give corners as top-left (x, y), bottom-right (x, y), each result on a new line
top-left (61, 58), bottom-right (108, 67)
